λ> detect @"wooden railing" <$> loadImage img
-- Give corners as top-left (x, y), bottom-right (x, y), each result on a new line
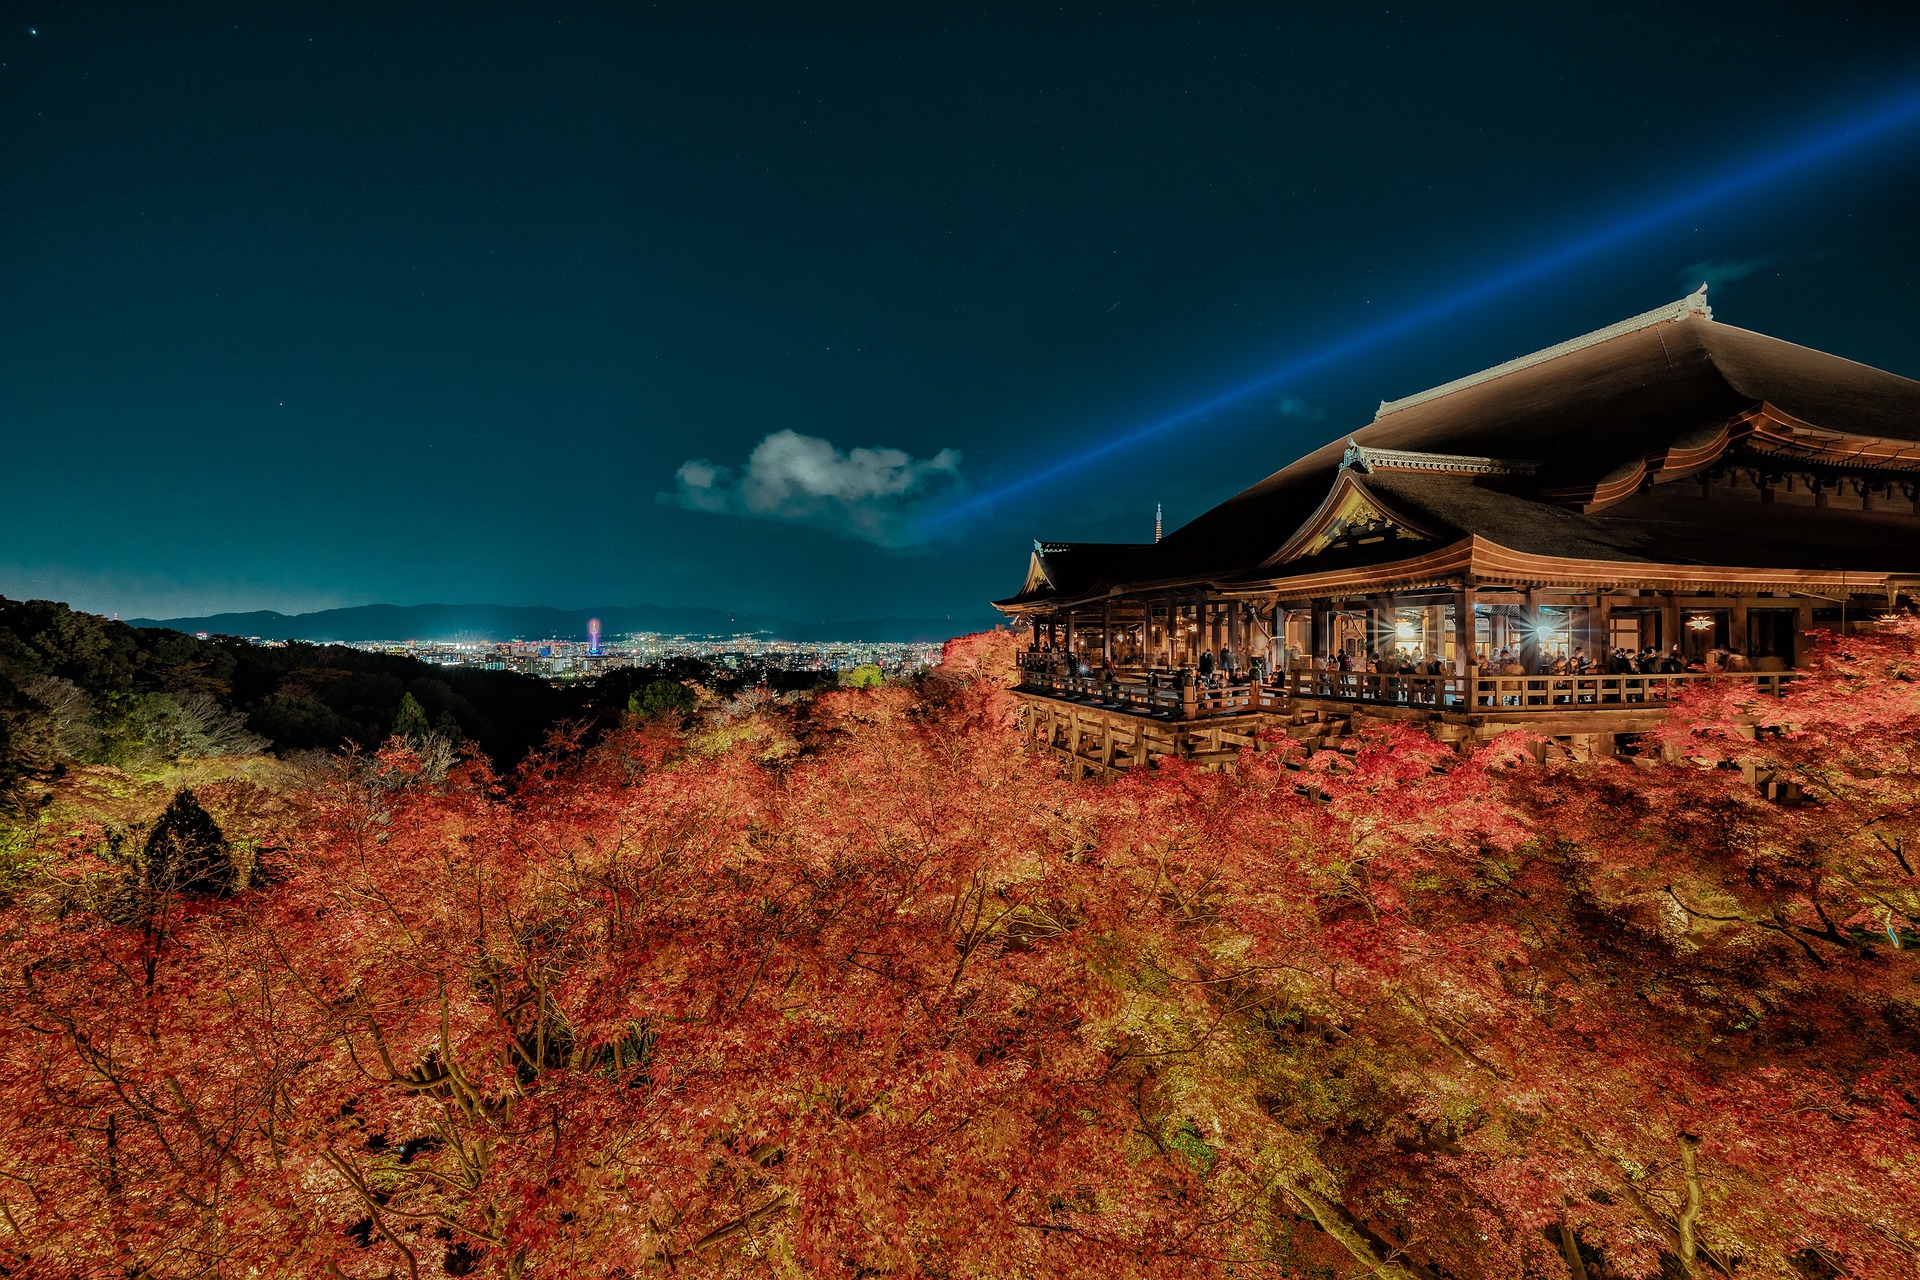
top-left (1284, 668), bottom-right (1791, 709)
top-left (1016, 656), bottom-right (1791, 719)
top-left (1016, 658), bottom-right (1282, 719)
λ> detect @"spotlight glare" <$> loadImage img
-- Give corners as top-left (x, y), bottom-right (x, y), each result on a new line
top-left (924, 82), bottom-right (1920, 532)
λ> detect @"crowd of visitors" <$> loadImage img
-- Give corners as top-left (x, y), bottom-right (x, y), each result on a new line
top-left (1305, 642), bottom-right (1767, 678)
top-left (1026, 636), bottom-right (1778, 691)
top-left (1195, 645), bottom-right (1271, 687)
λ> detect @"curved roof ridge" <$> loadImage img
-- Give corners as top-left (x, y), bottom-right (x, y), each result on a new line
top-left (1373, 285), bottom-right (1714, 420)
top-left (1342, 440), bottom-right (1539, 476)
top-left (1696, 317), bottom-right (1920, 399)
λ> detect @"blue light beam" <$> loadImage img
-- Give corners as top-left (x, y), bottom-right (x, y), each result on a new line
top-left (924, 81), bottom-right (1920, 531)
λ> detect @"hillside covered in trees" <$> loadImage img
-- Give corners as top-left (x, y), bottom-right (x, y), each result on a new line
top-left (0, 622), bottom-right (1916, 1278)
top-left (0, 597), bottom-right (828, 814)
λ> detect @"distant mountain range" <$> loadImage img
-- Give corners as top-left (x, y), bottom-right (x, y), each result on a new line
top-left (127, 602), bottom-right (1002, 645)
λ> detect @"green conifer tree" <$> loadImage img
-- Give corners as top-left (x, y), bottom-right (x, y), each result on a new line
top-left (629, 680), bottom-right (695, 720)
top-left (392, 692), bottom-right (431, 743)
top-left (142, 788), bottom-right (232, 897)
top-left (841, 663), bottom-right (884, 689)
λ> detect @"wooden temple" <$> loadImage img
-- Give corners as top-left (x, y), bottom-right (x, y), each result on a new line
top-left (994, 289), bottom-right (1920, 774)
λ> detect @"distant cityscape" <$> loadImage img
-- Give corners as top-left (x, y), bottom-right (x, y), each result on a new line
top-left (200, 626), bottom-right (949, 681)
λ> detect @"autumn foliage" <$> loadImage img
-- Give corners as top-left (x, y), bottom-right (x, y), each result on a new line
top-left (2, 624), bottom-right (1917, 1278)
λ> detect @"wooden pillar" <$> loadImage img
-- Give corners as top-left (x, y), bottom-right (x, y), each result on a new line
top-left (1369, 595), bottom-right (1390, 662)
top-left (1661, 592), bottom-right (1681, 658)
top-left (1453, 585), bottom-right (1476, 676)
top-left (1063, 610), bottom-right (1075, 660)
top-left (1591, 593), bottom-right (1611, 664)
top-left (1795, 597), bottom-right (1813, 667)
top-left (1101, 599), bottom-right (1113, 665)
top-left (1311, 599), bottom-right (1328, 661)
top-left (1730, 598), bottom-right (1749, 657)
top-left (1519, 587), bottom-right (1543, 675)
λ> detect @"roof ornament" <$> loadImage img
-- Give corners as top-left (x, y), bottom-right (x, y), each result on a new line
top-left (1341, 441), bottom-right (1539, 476)
top-left (1373, 286), bottom-right (1714, 421)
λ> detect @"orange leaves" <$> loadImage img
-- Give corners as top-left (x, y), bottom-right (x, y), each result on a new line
top-left (3, 627), bottom-right (1920, 1276)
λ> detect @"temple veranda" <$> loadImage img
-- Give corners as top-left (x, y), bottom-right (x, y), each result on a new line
top-left (993, 290), bottom-right (1920, 774)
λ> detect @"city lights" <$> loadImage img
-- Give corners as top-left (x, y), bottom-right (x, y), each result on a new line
top-left (327, 634), bottom-right (944, 681)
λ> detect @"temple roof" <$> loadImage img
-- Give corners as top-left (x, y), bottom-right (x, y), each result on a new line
top-left (1297, 471), bottom-right (1920, 574)
top-left (1000, 293), bottom-right (1920, 608)
top-left (1370, 286), bottom-right (1716, 420)
top-left (993, 541), bottom-right (1164, 608)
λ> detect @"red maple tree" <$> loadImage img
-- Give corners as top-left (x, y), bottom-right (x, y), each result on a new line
top-left (1, 625), bottom-right (1915, 1277)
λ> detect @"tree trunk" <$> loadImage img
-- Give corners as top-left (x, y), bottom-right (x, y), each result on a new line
top-left (1277, 1175), bottom-right (1424, 1280)
top-left (1676, 1135), bottom-right (1703, 1277)
top-left (1557, 1219), bottom-right (1591, 1280)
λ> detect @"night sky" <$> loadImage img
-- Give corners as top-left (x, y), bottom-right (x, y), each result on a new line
top-left (5, 4), bottom-right (1920, 626)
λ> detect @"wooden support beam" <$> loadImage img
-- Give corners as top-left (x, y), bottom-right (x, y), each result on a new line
top-left (1520, 586), bottom-right (1543, 675)
top-left (1453, 585), bottom-right (1476, 676)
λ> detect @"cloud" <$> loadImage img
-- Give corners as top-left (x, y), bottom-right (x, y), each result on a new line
top-left (666, 429), bottom-right (963, 548)
top-left (1274, 394), bottom-right (1325, 422)
top-left (1677, 255), bottom-right (1779, 291)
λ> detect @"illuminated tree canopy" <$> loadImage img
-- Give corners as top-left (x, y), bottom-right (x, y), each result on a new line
top-left (1, 626), bottom-right (1916, 1277)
